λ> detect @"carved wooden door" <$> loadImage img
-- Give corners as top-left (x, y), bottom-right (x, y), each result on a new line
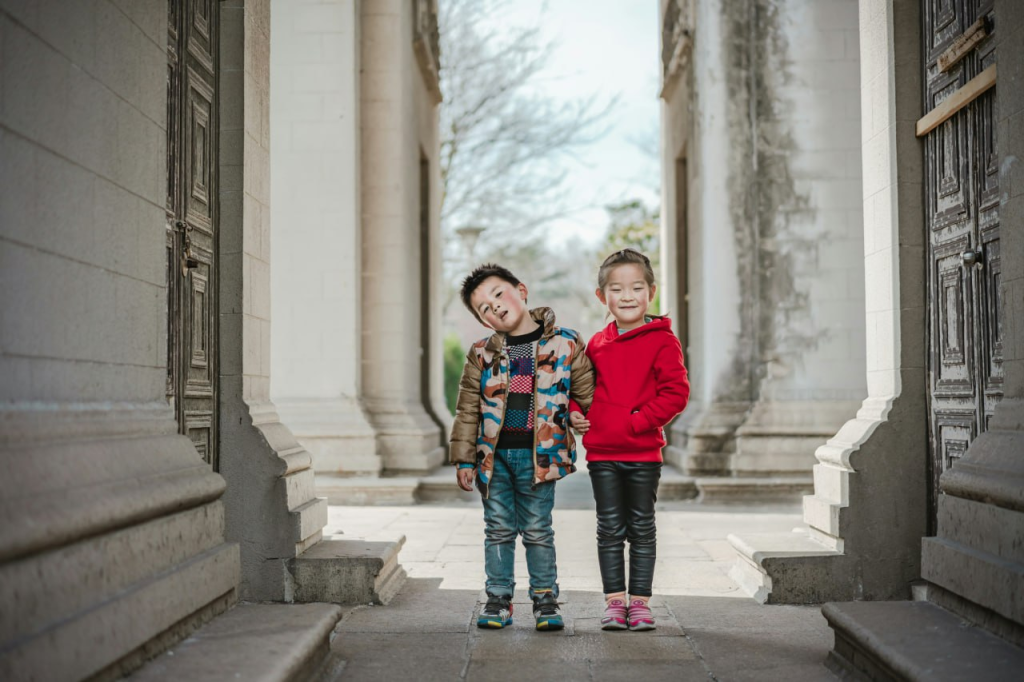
top-left (166, 0), bottom-right (219, 469)
top-left (923, 0), bottom-right (1001, 527)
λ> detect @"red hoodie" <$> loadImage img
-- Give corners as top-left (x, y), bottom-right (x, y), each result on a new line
top-left (571, 317), bottom-right (690, 462)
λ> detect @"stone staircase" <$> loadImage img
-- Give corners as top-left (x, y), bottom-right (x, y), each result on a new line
top-left (126, 533), bottom-right (407, 681)
top-left (823, 600), bottom-right (1024, 681)
top-left (127, 603), bottom-right (341, 682)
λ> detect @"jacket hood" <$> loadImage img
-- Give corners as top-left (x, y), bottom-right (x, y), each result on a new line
top-left (595, 315), bottom-right (674, 343)
top-left (484, 307), bottom-right (556, 353)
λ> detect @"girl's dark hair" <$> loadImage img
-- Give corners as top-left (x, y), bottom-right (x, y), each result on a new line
top-left (460, 263), bottom-right (522, 319)
top-left (597, 248), bottom-right (656, 290)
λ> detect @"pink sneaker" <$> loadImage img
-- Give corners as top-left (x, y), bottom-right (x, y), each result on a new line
top-left (628, 599), bottom-right (656, 631)
top-left (601, 598), bottom-right (628, 630)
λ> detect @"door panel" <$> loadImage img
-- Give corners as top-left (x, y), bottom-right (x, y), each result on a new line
top-left (923, 0), bottom-right (1000, 529)
top-left (167, 0), bottom-right (219, 470)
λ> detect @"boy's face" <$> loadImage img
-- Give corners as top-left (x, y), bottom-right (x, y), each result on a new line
top-left (469, 276), bottom-right (530, 333)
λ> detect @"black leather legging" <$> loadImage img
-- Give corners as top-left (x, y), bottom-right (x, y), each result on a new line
top-left (588, 461), bottom-right (662, 597)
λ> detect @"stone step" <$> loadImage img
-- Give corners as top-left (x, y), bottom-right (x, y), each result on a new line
top-left (659, 465), bottom-right (699, 500)
top-left (289, 536), bottom-right (407, 605)
top-left (823, 600), bottom-right (1024, 681)
top-left (315, 474), bottom-right (420, 505)
top-left (695, 475), bottom-right (813, 503)
top-left (128, 603), bottom-right (341, 682)
top-left (415, 465), bottom-right (479, 504)
top-left (727, 530), bottom-right (843, 604)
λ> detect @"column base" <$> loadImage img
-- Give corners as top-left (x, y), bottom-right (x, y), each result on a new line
top-left (364, 399), bottom-right (445, 475)
top-left (219, 386), bottom-right (328, 601)
top-left (0, 404), bottom-right (240, 681)
top-left (733, 399), bottom-right (861, 476)
top-left (670, 401), bottom-right (751, 475)
top-left (274, 396), bottom-right (381, 477)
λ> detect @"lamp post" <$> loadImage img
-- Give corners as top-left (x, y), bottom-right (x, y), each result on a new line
top-left (454, 225), bottom-right (486, 264)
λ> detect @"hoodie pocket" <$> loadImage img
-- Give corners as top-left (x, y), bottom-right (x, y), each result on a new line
top-left (583, 401), bottom-right (646, 453)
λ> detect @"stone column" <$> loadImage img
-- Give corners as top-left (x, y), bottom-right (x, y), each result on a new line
top-left (359, 0), bottom-right (445, 474)
top-left (268, 0), bottom-right (380, 483)
top-left (219, 0), bottom-right (328, 601)
top-left (661, 0), bottom-right (755, 477)
top-left (729, 0), bottom-right (866, 483)
top-left (729, 0), bottom-right (929, 603)
top-left (0, 4), bottom-right (238, 678)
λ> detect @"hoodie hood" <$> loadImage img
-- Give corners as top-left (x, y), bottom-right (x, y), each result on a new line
top-left (594, 315), bottom-right (674, 345)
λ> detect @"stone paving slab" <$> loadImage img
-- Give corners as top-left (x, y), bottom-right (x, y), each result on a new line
top-left (326, 502), bottom-right (836, 681)
top-left (331, 633), bottom-right (469, 680)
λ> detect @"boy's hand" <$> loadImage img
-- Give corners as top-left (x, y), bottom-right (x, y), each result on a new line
top-left (569, 411), bottom-right (591, 433)
top-left (456, 467), bottom-right (476, 492)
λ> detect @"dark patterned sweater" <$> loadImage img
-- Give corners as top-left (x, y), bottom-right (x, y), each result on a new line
top-left (496, 324), bottom-right (543, 450)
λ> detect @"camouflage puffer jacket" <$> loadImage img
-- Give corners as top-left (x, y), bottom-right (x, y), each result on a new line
top-left (449, 308), bottom-right (595, 497)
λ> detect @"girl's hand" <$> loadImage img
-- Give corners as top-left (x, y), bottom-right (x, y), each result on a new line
top-left (569, 411), bottom-right (591, 433)
top-left (456, 467), bottom-right (476, 492)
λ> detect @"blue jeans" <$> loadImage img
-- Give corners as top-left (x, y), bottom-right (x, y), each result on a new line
top-left (481, 448), bottom-right (559, 599)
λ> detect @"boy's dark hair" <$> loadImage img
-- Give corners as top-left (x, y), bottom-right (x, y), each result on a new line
top-left (460, 263), bottom-right (521, 320)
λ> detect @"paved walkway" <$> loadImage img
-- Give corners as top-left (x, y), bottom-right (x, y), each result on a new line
top-left (323, 467), bottom-right (837, 681)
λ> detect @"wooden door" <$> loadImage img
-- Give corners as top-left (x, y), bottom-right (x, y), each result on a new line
top-left (923, 0), bottom-right (1001, 528)
top-left (166, 0), bottom-right (220, 469)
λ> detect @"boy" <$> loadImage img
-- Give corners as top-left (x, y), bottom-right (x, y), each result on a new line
top-left (450, 264), bottom-right (595, 631)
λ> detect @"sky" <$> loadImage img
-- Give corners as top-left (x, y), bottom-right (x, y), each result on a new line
top-left (495, 0), bottom-right (661, 245)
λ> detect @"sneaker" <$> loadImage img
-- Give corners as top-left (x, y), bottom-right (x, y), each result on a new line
top-left (477, 594), bottom-right (513, 629)
top-left (532, 591), bottom-right (565, 631)
top-left (628, 598), bottom-right (656, 631)
top-left (601, 597), bottom-right (628, 630)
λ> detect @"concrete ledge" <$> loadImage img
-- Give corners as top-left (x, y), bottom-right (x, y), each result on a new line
top-left (728, 530), bottom-right (846, 604)
top-left (823, 600), bottom-right (1024, 682)
top-left (289, 536), bottom-right (407, 605)
top-left (696, 476), bottom-right (813, 503)
top-left (129, 603), bottom-right (342, 682)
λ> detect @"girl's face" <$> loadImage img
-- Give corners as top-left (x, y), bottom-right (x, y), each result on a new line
top-left (596, 263), bottom-right (655, 331)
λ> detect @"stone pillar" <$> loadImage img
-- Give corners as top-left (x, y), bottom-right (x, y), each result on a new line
top-left (729, 0), bottom-right (929, 603)
top-left (661, 0), bottom-right (755, 477)
top-left (268, 0), bottom-right (380, 483)
top-left (0, 3), bottom-right (238, 679)
top-left (219, 0), bottom-right (328, 601)
top-left (729, 0), bottom-right (866, 482)
top-left (359, 0), bottom-right (445, 474)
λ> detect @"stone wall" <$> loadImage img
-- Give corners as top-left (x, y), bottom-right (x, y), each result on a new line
top-left (269, 0), bottom-right (380, 479)
top-left (0, 2), bottom-right (238, 678)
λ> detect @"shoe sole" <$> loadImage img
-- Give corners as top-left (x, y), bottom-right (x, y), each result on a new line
top-left (601, 621), bottom-right (628, 631)
top-left (477, 618), bottom-right (512, 628)
top-left (536, 619), bottom-right (565, 631)
top-left (628, 622), bottom-right (657, 631)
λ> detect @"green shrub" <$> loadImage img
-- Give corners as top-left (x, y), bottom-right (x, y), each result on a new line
top-left (443, 333), bottom-right (466, 414)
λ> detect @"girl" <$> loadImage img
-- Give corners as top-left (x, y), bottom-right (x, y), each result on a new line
top-left (569, 248), bottom-right (690, 631)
